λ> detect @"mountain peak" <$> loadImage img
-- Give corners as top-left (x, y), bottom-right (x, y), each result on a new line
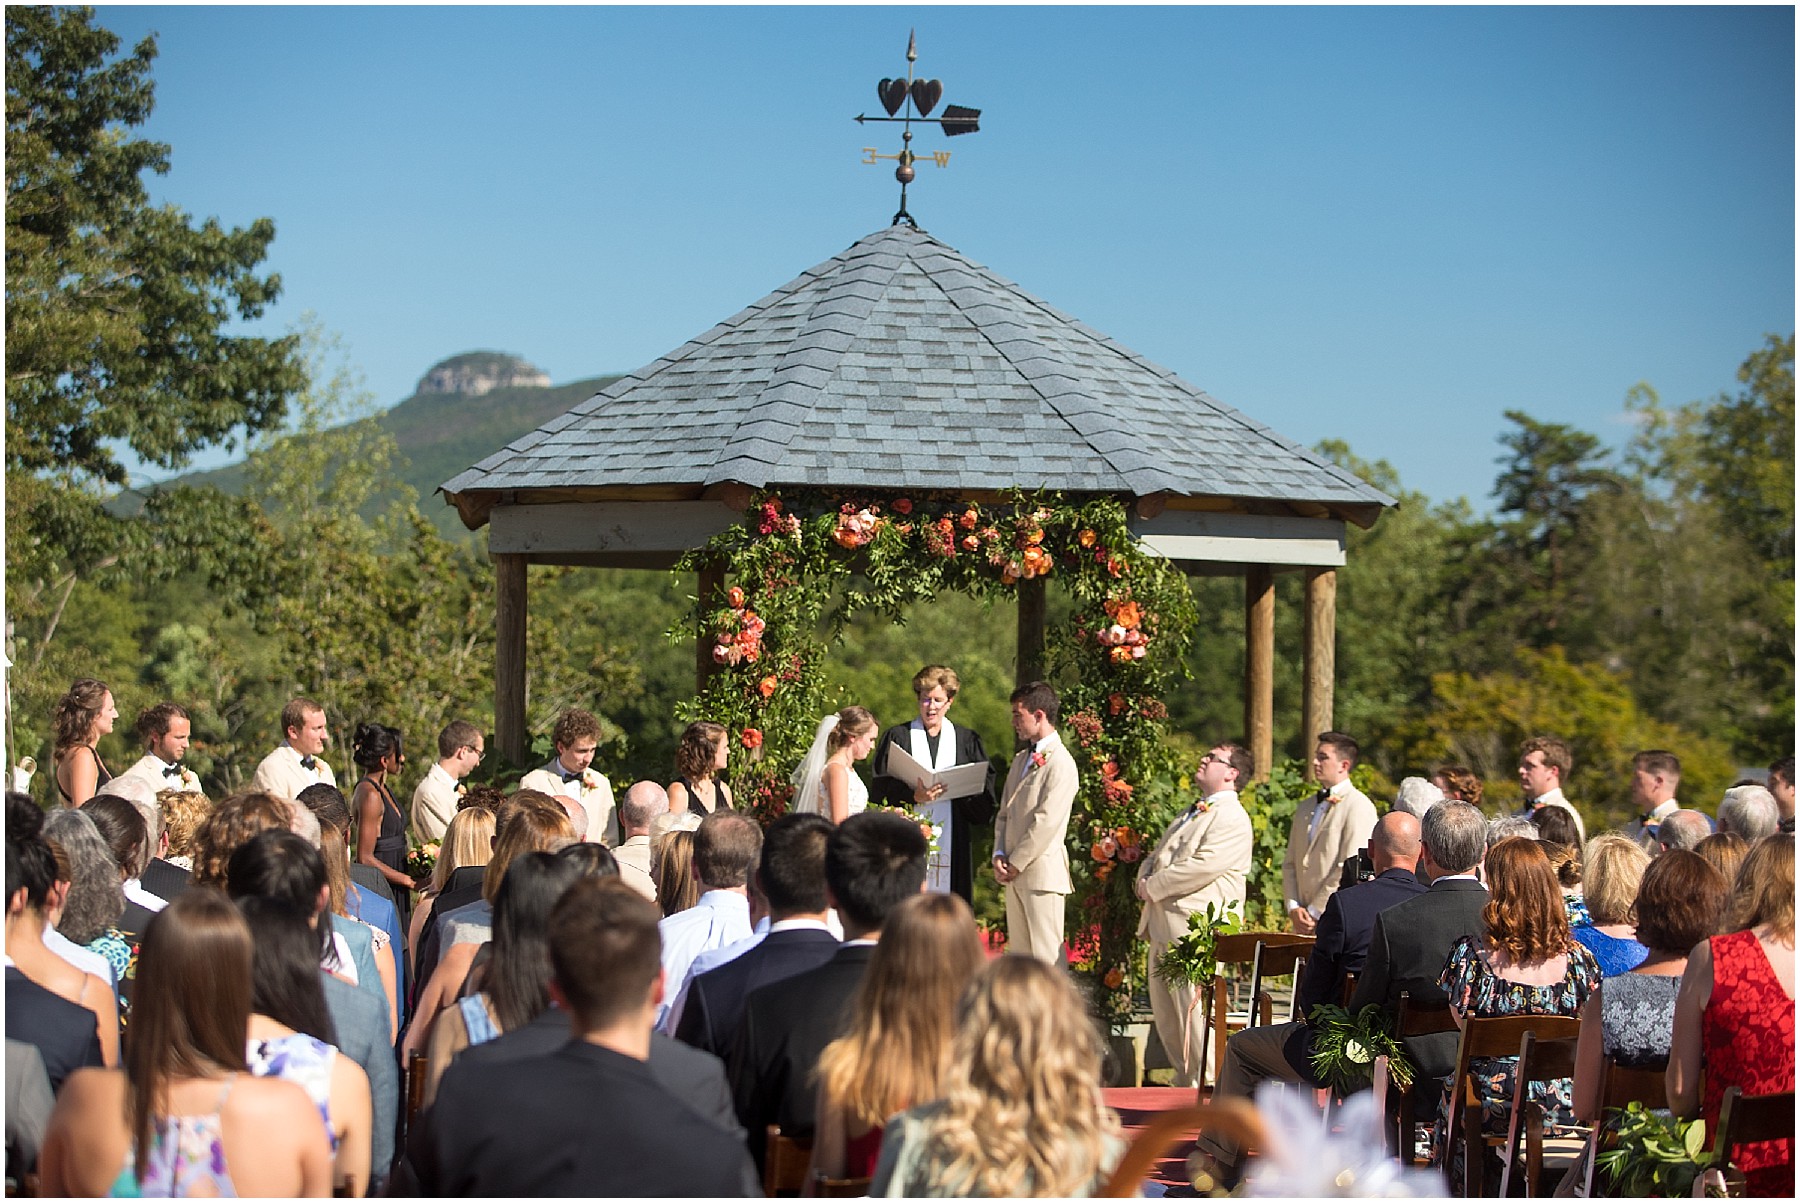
top-left (416, 352), bottom-right (549, 398)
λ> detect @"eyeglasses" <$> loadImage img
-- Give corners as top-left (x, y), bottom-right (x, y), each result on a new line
top-left (1199, 752), bottom-right (1225, 766)
top-left (465, 746), bottom-right (484, 761)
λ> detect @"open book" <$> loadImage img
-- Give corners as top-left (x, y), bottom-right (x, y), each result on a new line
top-left (884, 742), bottom-right (989, 800)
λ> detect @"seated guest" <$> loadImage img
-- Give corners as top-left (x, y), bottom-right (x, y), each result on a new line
top-left (1531, 804), bottom-right (1587, 924)
top-left (811, 893), bottom-right (984, 1184)
top-left (225, 827), bottom-right (398, 1185)
top-left (653, 827), bottom-right (700, 916)
top-left (232, 833), bottom-right (374, 1195)
top-left (314, 819), bottom-right (399, 1037)
top-left (611, 781), bottom-right (666, 902)
top-left (7, 1039), bottom-right (55, 1178)
top-left (96, 776), bottom-right (187, 906)
top-left (729, 810), bottom-right (928, 1172)
top-left (153, 787), bottom-right (210, 873)
top-left (298, 786), bottom-right (404, 1007)
top-left (1695, 831), bottom-right (1749, 889)
top-left (421, 845), bottom-right (616, 1105)
top-left (1656, 808), bottom-right (1712, 854)
top-left (76, 795), bottom-right (156, 948)
top-left (1718, 785), bottom-right (1780, 844)
top-left (416, 878), bottom-right (760, 1195)
top-left (38, 809), bottom-right (124, 994)
top-left (37, 890), bottom-right (332, 1196)
top-left (655, 811), bottom-right (763, 1030)
top-left (1669, 835), bottom-right (1794, 1198)
top-left (871, 956), bottom-right (1125, 1196)
top-left (1195, 811), bottom-right (1427, 1183)
top-left (1433, 838), bottom-right (1602, 1194)
top-left (405, 804), bottom-right (495, 954)
top-left (5, 795), bottom-right (117, 1067)
top-left (1573, 834), bottom-right (1650, 976)
top-left (672, 813), bottom-right (838, 1060)
top-left (1486, 815), bottom-right (1539, 848)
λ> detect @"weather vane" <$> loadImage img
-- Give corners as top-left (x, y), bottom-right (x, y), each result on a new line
top-left (855, 31), bottom-right (980, 228)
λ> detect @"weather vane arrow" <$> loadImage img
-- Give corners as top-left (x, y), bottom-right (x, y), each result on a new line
top-left (854, 30), bottom-right (981, 228)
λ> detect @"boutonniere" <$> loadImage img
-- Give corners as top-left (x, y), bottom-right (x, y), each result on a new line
top-left (177, 767), bottom-right (200, 790)
top-left (1030, 752), bottom-right (1048, 770)
top-left (1193, 798), bottom-right (1211, 814)
top-left (581, 768), bottom-right (602, 791)
top-left (454, 782), bottom-right (468, 798)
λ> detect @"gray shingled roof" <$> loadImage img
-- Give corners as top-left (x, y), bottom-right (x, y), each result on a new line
top-left (441, 224), bottom-right (1395, 512)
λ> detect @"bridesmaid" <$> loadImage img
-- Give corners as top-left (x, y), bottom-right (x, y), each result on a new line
top-left (667, 721), bottom-right (734, 816)
top-left (52, 679), bottom-right (118, 807)
top-left (351, 725), bottom-right (417, 926)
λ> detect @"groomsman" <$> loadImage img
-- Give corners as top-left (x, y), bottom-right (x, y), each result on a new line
top-left (1281, 731), bottom-right (1377, 935)
top-left (1516, 735), bottom-right (1587, 845)
top-left (870, 664), bottom-right (996, 904)
top-left (519, 709), bottom-right (617, 845)
top-left (1135, 742), bottom-right (1255, 1087)
top-left (411, 720), bottom-right (484, 843)
top-left (120, 702), bottom-right (199, 793)
top-left (250, 698), bottom-right (336, 800)
top-left (992, 682), bottom-right (1078, 963)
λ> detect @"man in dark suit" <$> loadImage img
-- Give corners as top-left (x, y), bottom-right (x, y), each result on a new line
top-left (673, 813), bottom-right (838, 1060)
top-left (418, 879), bottom-right (760, 1196)
top-left (1193, 810), bottom-right (1427, 1180)
top-left (3, 968), bottom-right (102, 1095)
top-left (1347, 800), bottom-right (1490, 1083)
top-left (869, 664), bottom-right (997, 903)
top-left (727, 811), bottom-right (928, 1172)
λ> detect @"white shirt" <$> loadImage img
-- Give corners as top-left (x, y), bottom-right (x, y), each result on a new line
top-left (122, 878), bottom-right (167, 914)
top-left (654, 890), bottom-right (752, 1031)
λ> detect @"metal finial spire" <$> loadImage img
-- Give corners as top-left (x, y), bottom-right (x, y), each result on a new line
top-left (854, 32), bottom-right (981, 228)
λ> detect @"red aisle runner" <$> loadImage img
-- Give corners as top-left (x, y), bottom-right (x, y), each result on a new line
top-left (1103, 1085), bottom-right (1205, 1191)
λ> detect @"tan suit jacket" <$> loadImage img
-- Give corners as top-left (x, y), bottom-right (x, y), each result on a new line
top-left (1281, 782), bottom-right (1377, 918)
top-left (993, 733), bottom-right (1078, 894)
top-left (613, 834), bottom-right (657, 902)
top-left (518, 767), bottom-right (617, 846)
top-left (121, 755), bottom-right (201, 795)
top-left (250, 744), bottom-right (337, 801)
top-left (1135, 793), bottom-right (1253, 944)
top-left (411, 763), bottom-right (461, 843)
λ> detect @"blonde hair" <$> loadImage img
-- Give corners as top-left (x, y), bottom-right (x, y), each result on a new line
top-left (916, 958), bottom-right (1119, 1197)
top-left (1728, 835), bottom-right (1794, 940)
top-left (155, 789), bottom-right (212, 861)
top-left (431, 806), bottom-right (496, 895)
top-left (826, 705), bottom-right (876, 752)
top-left (912, 665), bottom-right (961, 698)
top-left (1581, 833), bottom-right (1650, 925)
top-left (815, 894), bottom-right (984, 1129)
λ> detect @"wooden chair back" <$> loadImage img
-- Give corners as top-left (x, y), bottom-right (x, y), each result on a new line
top-left (1250, 936), bottom-right (1315, 1026)
top-left (763, 1125), bottom-right (814, 1197)
top-left (404, 1049), bottom-right (429, 1134)
top-left (1579, 1054), bottom-right (1669, 1197)
top-left (1339, 971), bottom-right (1358, 1008)
top-left (1094, 1099), bottom-right (1266, 1197)
top-left (1195, 932), bottom-right (1292, 1092)
top-left (1383, 991), bottom-right (1458, 1164)
top-left (1712, 1086), bottom-right (1797, 1168)
top-left (811, 1172), bottom-right (872, 1197)
top-left (1445, 1014), bottom-right (1581, 1196)
top-left (1498, 1029), bottom-right (1585, 1197)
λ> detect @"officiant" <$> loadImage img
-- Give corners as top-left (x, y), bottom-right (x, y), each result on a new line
top-left (870, 665), bottom-right (997, 903)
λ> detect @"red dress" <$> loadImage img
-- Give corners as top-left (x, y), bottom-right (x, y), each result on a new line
top-left (843, 1124), bottom-right (884, 1179)
top-left (1700, 930), bottom-right (1795, 1197)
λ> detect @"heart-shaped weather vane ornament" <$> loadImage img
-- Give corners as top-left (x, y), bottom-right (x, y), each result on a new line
top-left (855, 31), bottom-right (981, 228)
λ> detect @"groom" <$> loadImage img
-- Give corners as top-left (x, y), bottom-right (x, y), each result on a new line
top-left (992, 681), bottom-right (1078, 963)
top-left (870, 664), bottom-right (996, 904)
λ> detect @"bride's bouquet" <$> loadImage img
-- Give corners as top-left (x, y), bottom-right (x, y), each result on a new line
top-left (866, 803), bottom-right (943, 858)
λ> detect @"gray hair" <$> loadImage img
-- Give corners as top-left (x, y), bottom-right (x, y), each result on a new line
top-left (1487, 815), bottom-right (1541, 849)
top-left (619, 780), bottom-right (669, 832)
top-left (41, 808), bottom-right (125, 944)
top-left (285, 798), bottom-right (322, 850)
top-left (1718, 786), bottom-right (1779, 843)
top-left (1423, 801), bottom-right (1487, 877)
top-left (1392, 776), bottom-right (1445, 819)
top-left (1657, 808), bottom-right (1711, 853)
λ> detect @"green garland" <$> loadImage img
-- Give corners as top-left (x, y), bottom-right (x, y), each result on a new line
top-left (1154, 904), bottom-right (1240, 988)
top-left (673, 488), bottom-right (1198, 1021)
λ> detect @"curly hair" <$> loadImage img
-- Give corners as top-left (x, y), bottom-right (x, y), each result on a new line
top-left (1482, 837), bottom-right (1576, 963)
top-left (51, 678), bottom-right (111, 758)
top-left (1435, 765), bottom-right (1484, 807)
top-left (190, 791), bottom-right (292, 889)
top-left (550, 709), bottom-right (602, 749)
top-left (673, 721), bottom-right (727, 782)
top-left (914, 957), bottom-right (1118, 1197)
top-left (816, 894), bottom-right (984, 1129)
top-left (1582, 834), bottom-right (1649, 926)
top-left (156, 790), bottom-right (212, 862)
top-left (460, 783), bottom-right (506, 814)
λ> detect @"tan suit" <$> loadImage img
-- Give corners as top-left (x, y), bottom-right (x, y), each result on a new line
top-left (250, 744), bottom-right (337, 801)
top-left (993, 732), bottom-right (1077, 962)
top-left (613, 834), bottom-right (657, 902)
top-left (411, 763), bottom-right (461, 843)
top-left (121, 755), bottom-right (201, 795)
top-left (518, 765), bottom-right (617, 846)
top-left (1281, 781), bottom-right (1377, 920)
top-left (1136, 792), bottom-right (1253, 1086)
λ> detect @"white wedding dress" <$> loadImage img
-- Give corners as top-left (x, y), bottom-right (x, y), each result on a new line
top-left (810, 767), bottom-right (867, 820)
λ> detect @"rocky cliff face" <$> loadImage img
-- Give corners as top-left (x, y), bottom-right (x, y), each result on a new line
top-left (415, 352), bottom-right (550, 398)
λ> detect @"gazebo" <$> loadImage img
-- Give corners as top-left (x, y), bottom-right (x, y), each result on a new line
top-left (441, 223), bottom-right (1394, 773)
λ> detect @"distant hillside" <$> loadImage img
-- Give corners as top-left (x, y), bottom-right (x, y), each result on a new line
top-left (129, 355), bottom-right (625, 535)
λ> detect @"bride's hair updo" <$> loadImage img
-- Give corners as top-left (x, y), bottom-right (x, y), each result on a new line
top-left (826, 706), bottom-right (877, 751)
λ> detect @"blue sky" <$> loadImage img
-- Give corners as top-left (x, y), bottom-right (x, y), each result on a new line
top-left (93, 5), bottom-right (1794, 508)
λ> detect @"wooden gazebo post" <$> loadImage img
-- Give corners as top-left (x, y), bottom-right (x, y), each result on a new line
top-left (1302, 567), bottom-right (1337, 758)
top-left (1244, 565), bottom-right (1275, 781)
top-left (495, 553), bottom-right (529, 765)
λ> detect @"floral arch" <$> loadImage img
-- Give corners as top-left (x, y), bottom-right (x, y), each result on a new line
top-left (677, 487), bottom-right (1200, 1021)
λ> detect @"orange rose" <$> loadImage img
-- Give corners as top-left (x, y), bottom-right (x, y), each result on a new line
top-left (1078, 528), bottom-right (1097, 548)
top-left (1104, 966), bottom-right (1125, 990)
top-left (961, 534), bottom-right (979, 552)
top-left (726, 586), bottom-right (746, 609)
top-left (959, 509), bottom-right (978, 530)
top-left (831, 528), bottom-right (862, 549)
top-left (893, 498), bottom-right (913, 515)
top-left (757, 676), bottom-right (777, 698)
top-left (1114, 600), bottom-right (1141, 629)
top-left (740, 728), bottom-right (763, 749)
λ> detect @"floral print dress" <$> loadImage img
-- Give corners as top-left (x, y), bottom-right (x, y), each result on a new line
top-left (1431, 935), bottom-right (1603, 1193)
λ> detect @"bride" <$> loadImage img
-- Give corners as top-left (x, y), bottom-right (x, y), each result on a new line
top-left (791, 707), bottom-right (878, 823)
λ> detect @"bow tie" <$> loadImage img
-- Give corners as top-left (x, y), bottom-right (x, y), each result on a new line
top-left (1313, 788), bottom-right (1331, 806)
top-left (559, 768), bottom-right (583, 784)
top-left (299, 755), bottom-right (317, 771)
top-left (162, 764), bottom-right (182, 778)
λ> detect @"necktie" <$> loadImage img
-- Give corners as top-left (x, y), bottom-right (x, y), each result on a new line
top-left (162, 764), bottom-right (182, 778)
top-left (299, 755), bottom-right (316, 771)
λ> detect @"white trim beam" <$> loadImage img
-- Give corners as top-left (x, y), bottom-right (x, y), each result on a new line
top-left (1129, 511), bottom-right (1346, 567)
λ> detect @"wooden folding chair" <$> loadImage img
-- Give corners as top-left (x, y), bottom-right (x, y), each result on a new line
top-left (403, 1048), bottom-right (429, 1135)
top-left (1338, 970), bottom-right (1358, 1008)
top-left (1094, 1098), bottom-right (1267, 1197)
top-left (1193, 932), bottom-right (1270, 1094)
top-left (1498, 1028), bottom-right (1586, 1197)
top-left (1444, 1013), bottom-right (1581, 1197)
top-left (1382, 990), bottom-right (1458, 1165)
top-left (1249, 936), bottom-right (1315, 1026)
top-left (1578, 1055), bottom-right (1667, 1197)
top-left (1711, 1085), bottom-right (1796, 1189)
top-left (810, 1171), bottom-right (872, 1197)
top-left (763, 1125), bottom-right (814, 1197)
